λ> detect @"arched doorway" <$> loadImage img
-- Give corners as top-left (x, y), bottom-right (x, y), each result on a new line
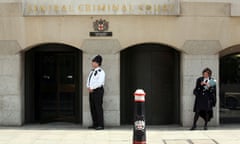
top-left (220, 50), bottom-right (240, 123)
top-left (120, 43), bottom-right (180, 125)
top-left (25, 43), bottom-right (82, 124)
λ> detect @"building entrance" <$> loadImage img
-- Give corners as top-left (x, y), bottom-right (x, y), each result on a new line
top-left (25, 43), bottom-right (82, 123)
top-left (220, 53), bottom-right (240, 123)
top-left (120, 43), bottom-right (180, 125)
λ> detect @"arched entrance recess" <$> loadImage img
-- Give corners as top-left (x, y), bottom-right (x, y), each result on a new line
top-left (120, 43), bottom-right (180, 125)
top-left (25, 43), bottom-right (82, 124)
top-left (220, 45), bottom-right (240, 123)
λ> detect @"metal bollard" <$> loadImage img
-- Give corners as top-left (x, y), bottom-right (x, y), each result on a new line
top-left (133, 89), bottom-right (146, 144)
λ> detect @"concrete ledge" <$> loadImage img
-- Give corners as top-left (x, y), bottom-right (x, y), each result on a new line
top-left (0, 40), bottom-right (21, 55)
top-left (182, 40), bottom-right (222, 55)
top-left (181, 2), bottom-right (230, 17)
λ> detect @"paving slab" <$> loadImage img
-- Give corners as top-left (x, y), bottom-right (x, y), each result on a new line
top-left (191, 139), bottom-right (217, 144)
top-left (164, 140), bottom-right (190, 144)
top-left (0, 124), bottom-right (239, 144)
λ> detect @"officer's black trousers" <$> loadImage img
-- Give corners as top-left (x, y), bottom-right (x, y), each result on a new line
top-left (89, 87), bottom-right (104, 127)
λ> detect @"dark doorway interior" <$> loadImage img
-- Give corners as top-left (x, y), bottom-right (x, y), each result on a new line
top-left (25, 43), bottom-right (82, 124)
top-left (120, 43), bottom-right (180, 125)
top-left (220, 53), bottom-right (240, 123)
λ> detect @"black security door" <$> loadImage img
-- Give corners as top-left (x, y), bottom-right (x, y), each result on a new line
top-left (25, 44), bottom-right (82, 124)
top-left (120, 44), bottom-right (180, 125)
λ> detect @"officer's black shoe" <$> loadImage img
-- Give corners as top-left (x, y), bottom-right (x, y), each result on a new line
top-left (88, 126), bottom-right (96, 129)
top-left (95, 126), bottom-right (104, 130)
top-left (190, 125), bottom-right (196, 130)
top-left (204, 126), bottom-right (208, 130)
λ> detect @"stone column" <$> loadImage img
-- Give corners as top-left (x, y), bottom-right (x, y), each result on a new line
top-left (81, 39), bottom-right (121, 126)
top-left (0, 40), bottom-right (23, 126)
top-left (181, 40), bottom-right (221, 127)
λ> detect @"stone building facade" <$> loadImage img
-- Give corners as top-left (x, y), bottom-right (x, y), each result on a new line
top-left (0, 0), bottom-right (240, 127)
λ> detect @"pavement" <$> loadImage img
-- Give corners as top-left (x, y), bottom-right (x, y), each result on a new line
top-left (0, 123), bottom-right (240, 144)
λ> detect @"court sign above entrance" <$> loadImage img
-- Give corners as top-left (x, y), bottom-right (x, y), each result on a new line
top-left (23, 0), bottom-right (180, 16)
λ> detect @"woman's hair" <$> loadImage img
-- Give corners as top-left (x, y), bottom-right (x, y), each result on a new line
top-left (202, 67), bottom-right (212, 77)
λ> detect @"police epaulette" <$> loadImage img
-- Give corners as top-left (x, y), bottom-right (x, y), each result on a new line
top-left (94, 69), bottom-right (101, 76)
top-left (94, 71), bottom-right (98, 76)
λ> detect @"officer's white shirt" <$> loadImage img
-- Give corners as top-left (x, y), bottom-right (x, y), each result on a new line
top-left (86, 67), bottom-right (105, 90)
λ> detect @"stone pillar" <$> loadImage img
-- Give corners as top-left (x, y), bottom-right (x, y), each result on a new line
top-left (0, 40), bottom-right (23, 126)
top-left (81, 39), bottom-right (121, 126)
top-left (181, 40), bottom-right (221, 127)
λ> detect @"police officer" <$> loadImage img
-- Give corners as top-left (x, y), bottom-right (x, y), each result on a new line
top-left (87, 55), bottom-right (105, 130)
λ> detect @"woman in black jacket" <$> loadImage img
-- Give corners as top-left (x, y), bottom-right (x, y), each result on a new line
top-left (190, 68), bottom-right (216, 130)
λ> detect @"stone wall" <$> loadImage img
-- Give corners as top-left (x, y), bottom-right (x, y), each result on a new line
top-left (0, 40), bottom-right (23, 125)
top-left (181, 40), bottom-right (220, 126)
top-left (81, 39), bottom-right (121, 126)
top-left (0, 1), bottom-right (239, 126)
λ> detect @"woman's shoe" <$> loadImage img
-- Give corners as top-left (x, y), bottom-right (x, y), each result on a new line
top-left (95, 126), bottom-right (104, 130)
